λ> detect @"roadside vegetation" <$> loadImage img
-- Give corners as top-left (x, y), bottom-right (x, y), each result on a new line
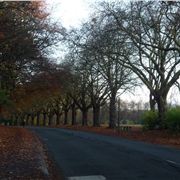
top-left (0, 1), bottom-right (180, 134)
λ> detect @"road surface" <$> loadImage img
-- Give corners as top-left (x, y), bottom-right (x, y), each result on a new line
top-left (30, 127), bottom-right (180, 180)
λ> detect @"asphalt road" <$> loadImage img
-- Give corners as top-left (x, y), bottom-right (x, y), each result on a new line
top-left (30, 127), bottom-right (180, 180)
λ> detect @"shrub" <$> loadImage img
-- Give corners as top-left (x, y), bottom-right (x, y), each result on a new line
top-left (142, 111), bottom-right (158, 130)
top-left (0, 118), bottom-right (13, 126)
top-left (127, 120), bottom-right (135, 125)
top-left (165, 107), bottom-right (180, 132)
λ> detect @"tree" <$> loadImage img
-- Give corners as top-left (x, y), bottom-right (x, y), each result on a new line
top-left (53, 97), bottom-right (63, 125)
top-left (10, 63), bottom-right (65, 126)
top-left (102, 1), bottom-right (180, 127)
top-left (85, 18), bottom-right (137, 128)
top-left (0, 1), bottom-right (62, 118)
top-left (73, 67), bottom-right (92, 126)
top-left (64, 30), bottom-right (93, 126)
top-left (61, 94), bottom-right (72, 125)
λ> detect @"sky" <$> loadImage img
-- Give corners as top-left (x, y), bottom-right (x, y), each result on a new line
top-left (46, 0), bottom-right (98, 29)
top-left (45, 0), bottom-right (180, 105)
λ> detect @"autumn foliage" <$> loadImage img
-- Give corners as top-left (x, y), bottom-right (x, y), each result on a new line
top-left (0, 1), bottom-right (62, 119)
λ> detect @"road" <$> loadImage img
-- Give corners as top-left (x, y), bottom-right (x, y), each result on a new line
top-left (30, 127), bottom-right (180, 180)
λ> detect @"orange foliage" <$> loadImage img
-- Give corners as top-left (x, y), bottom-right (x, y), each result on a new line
top-left (29, 1), bottom-right (49, 19)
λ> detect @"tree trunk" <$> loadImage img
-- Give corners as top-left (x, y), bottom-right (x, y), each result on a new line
top-left (15, 115), bottom-right (18, 126)
top-left (64, 110), bottom-right (68, 125)
top-left (150, 93), bottom-right (156, 111)
top-left (26, 114), bottom-right (30, 126)
top-left (0, 106), bottom-right (2, 120)
top-left (31, 114), bottom-right (35, 126)
top-left (71, 102), bottom-right (77, 125)
top-left (109, 94), bottom-right (117, 129)
top-left (36, 113), bottom-right (40, 126)
top-left (156, 93), bottom-right (167, 128)
top-left (93, 105), bottom-right (100, 127)
top-left (10, 114), bottom-right (14, 125)
top-left (48, 114), bottom-right (53, 126)
top-left (43, 113), bottom-right (46, 126)
top-left (56, 113), bottom-right (61, 125)
top-left (82, 109), bottom-right (88, 126)
top-left (21, 114), bottom-right (25, 126)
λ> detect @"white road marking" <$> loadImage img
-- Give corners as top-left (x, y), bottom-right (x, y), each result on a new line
top-left (166, 160), bottom-right (180, 168)
top-left (68, 175), bottom-right (106, 180)
top-left (166, 160), bottom-right (177, 164)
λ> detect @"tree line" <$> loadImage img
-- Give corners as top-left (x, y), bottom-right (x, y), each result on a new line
top-left (0, 1), bottom-right (179, 129)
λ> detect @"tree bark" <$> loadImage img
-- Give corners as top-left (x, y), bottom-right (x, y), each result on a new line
top-left (0, 106), bottom-right (2, 120)
top-left (48, 114), bottom-right (53, 126)
top-left (64, 110), bottom-right (68, 125)
top-left (71, 102), bottom-right (77, 125)
top-left (15, 114), bottom-right (19, 126)
top-left (56, 113), bottom-right (61, 125)
top-left (156, 93), bottom-right (167, 128)
top-left (36, 112), bottom-right (40, 126)
top-left (109, 94), bottom-right (117, 128)
top-left (31, 114), bottom-right (35, 126)
top-left (11, 114), bottom-right (14, 125)
top-left (26, 114), bottom-right (30, 125)
top-left (20, 114), bottom-right (25, 126)
top-left (82, 109), bottom-right (88, 126)
top-left (93, 105), bottom-right (100, 127)
top-left (150, 93), bottom-right (156, 111)
top-left (43, 113), bottom-right (46, 126)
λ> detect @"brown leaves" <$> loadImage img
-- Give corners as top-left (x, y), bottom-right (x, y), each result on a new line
top-left (0, 126), bottom-right (62, 179)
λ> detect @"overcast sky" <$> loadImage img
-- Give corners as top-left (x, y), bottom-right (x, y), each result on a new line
top-left (45, 0), bottom-right (98, 29)
top-left (45, 0), bottom-right (180, 105)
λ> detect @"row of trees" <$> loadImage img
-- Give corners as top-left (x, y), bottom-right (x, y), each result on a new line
top-left (0, 1), bottom-right (63, 119)
top-left (0, 1), bottom-right (179, 129)
top-left (11, 72), bottom-right (148, 127)
top-left (62, 1), bottom-right (179, 128)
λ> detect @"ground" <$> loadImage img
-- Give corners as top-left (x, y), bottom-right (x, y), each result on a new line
top-left (0, 125), bottom-right (63, 180)
top-left (1, 125), bottom-right (180, 179)
top-left (31, 127), bottom-right (180, 180)
top-left (56, 125), bottom-right (180, 148)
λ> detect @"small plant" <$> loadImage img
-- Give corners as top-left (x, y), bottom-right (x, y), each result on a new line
top-left (165, 107), bottom-right (180, 132)
top-left (142, 111), bottom-right (158, 130)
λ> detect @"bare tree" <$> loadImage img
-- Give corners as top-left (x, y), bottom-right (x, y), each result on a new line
top-left (102, 1), bottom-right (180, 127)
top-left (85, 18), bottom-right (137, 128)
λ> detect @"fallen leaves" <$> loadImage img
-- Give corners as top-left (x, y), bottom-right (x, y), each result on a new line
top-left (0, 126), bottom-right (63, 180)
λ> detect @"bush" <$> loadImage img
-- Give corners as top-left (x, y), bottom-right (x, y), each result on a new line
top-left (0, 118), bottom-right (13, 126)
top-left (142, 111), bottom-right (158, 130)
top-left (127, 120), bottom-right (135, 125)
top-left (165, 107), bottom-right (180, 132)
